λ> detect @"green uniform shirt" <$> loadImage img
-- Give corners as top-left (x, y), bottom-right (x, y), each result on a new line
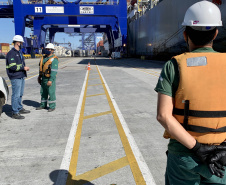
top-left (155, 47), bottom-right (217, 154)
top-left (42, 54), bottom-right (59, 82)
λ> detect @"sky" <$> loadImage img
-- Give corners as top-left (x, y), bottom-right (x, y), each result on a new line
top-left (0, 0), bottom-right (103, 49)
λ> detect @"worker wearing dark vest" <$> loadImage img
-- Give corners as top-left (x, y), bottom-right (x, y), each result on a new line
top-left (36, 43), bottom-right (58, 112)
top-left (6, 35), bottom-right (30, 119)
top-left (155, 1), bottom-right (226, 184)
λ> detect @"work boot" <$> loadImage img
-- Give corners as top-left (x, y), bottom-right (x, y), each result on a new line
top-left (48, 108), bottom-right (55, 112)
top-left (12, 113), bottom-right (25, 119)
top-left (19, 108), bottom-right (30, 114)
top-left (36, 106), bottom-right (46, 110)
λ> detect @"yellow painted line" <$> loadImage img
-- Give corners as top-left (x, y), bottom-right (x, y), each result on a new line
top-left (89, 73), bottom-right (99, 75)
top-left (59, 59), bottom-right (76, 67)
top-left (134, 68), bottom-right (159, 77)
top-left (96, 66), bottom-right (146, 184)
top-left (88, 84), bottom-right (102, 86)
top-left (115, 61), bottom-right (160, 77)
top-left (73, 156), bottom-right (129, 182)
top-left (123, 62), bottom-right (160, 74)
top-left (146, 70), bottom-right (160, 74)
top-left (66, 71), bottom-right (89, 184)
top-left (139, 67), bottom-right (160, 74)
top-left (83, 110), bottom-right (112, 120)
top-left (129, 67), bottom-right (160, 77)
top-left (89, 77), bottom-right (100, 80)
top-left (86, 93), bottom-right (105, 98)
top-left (7, 73), bottom-right (39, 87)
top-left (6, 59), bottom-right (76, 85)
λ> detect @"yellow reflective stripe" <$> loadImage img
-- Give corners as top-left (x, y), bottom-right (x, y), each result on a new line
top-left (16, 64), bottom-right (22, 71)
top-left (6, 63), bottom-right (16, 69)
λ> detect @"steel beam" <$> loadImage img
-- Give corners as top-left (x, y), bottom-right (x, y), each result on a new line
top-left (12, 0), bottom-right (127, 52)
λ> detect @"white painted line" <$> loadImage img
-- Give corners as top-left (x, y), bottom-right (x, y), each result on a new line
top-left (55, 70), bottom-right (89, 185)
top-left (97, 65), bottom-right (157, 185)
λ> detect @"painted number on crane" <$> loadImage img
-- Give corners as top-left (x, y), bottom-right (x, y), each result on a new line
top-left (35, 7), bottom-right (43, 13)
top-left (80, 6), bottom-right (94, 14)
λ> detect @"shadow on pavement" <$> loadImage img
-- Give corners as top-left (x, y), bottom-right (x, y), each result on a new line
top-left (2, 104), bottom-right (11, 117)
top-left (77, 57), bottom-right (165, 70)
top-left (2, 100), bottom-right (40, 118)
top-left (50, 170), bottom-right (94, 185)
top-left (23, 99), bottom-right (40, 108)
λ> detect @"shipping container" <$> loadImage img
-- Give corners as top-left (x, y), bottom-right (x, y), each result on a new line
top-left (0, 43), bottom-right (10, 54)
top-left (1, 43), bottom-right (9, 46)
top-left (2, 46), bottom-right (10, 53)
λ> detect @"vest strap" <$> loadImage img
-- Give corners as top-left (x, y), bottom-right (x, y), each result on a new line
top-left (183, 100), bottom-right (189, 130)
top-left (180, 123), bottom-right (226, 133)
top-left (174, 108), bottom-right (226, 118)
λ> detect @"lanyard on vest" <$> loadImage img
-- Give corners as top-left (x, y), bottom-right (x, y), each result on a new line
top-left (19, 50), bottom-right (25, 66)
top-left (19, 50), bottom-right (23, 60)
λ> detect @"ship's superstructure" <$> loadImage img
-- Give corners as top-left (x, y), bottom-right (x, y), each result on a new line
top-left (127, 0), bottom-right (226, 58)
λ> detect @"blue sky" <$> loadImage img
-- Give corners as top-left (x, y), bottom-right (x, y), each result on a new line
top-left (0, 0), bottom-right (103, 49)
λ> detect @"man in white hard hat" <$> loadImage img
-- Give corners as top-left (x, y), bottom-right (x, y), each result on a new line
top-left (155, 1), bottom-right (226, 184)
top-left (36, 43), bottom-right (59, 112)
top-left (6, 35), bottom-right (30, 119)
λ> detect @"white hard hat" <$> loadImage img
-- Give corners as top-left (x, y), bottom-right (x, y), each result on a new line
top-left (182, 1), bottom-right (222, 31)
top-left (13, 35), bottom-right (24, 43)
top-left (45, 43), bottom-right (55, 50)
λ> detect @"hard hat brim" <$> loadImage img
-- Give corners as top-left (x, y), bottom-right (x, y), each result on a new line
top-left (182, 22), bottom-right (223, 27)
top-left (13, 40), bottom-right (24, 43)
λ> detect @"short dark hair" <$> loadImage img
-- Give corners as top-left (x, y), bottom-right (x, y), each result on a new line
top-left (185, 26), bottom-right (217, 46)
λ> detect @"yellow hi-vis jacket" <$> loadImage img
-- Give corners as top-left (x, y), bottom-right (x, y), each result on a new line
top-left (164, 52), bottom-right (226, 145)
top-left (39, 55), bottom-right (58, 78)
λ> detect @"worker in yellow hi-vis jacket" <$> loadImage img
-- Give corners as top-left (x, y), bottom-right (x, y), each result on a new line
top-left (36, 43), bottom-right (59, 112)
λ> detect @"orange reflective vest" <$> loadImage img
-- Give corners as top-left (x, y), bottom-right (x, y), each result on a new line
top-left (164, 52), bottom-right (226, 145)
top-left (39, 55), bottom-right (58, 78)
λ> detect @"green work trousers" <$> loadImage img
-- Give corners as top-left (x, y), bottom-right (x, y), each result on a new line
top-left (40, 77), bottom-right (56, 109)
top-left (165, 152), bottom-right (226, 185)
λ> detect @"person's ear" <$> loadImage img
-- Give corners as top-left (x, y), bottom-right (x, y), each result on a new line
top-left (212, 28), bottom-right (219, 41)
top-left (183, 31), bottom-right (188, 42)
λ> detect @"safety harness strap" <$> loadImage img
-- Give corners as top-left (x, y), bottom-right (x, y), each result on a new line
top-left (183, 100), bottom-right (189, 130)
top-left (39, 56), bottom-right (58, 77)
top-left (173, 108), bottom-right (226, 118)
top-left (176, 100), bottom-right (226, 133)
top-left (39, 57), bottom-right (44, 76)
top-left (180, 123), bottom-right (226, 133)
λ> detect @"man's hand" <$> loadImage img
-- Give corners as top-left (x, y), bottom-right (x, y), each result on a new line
top-left (208, 162), bottom-right (225, 178)
top-left (192, 140), bottom-right (226, 178)
top-left (24, 66), bottom-right (30, 71)
top-left (208, 150), bottom-right (226, 178)
top-left (210, 150), bottom-right (226, 166)
top-left (47, 81), bottom-right (52, 86)
top-left (191, 141), bottom-right (226, 163)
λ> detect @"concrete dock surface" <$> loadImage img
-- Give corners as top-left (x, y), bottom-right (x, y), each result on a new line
top-left (0, 57), bottom-right (168, 185)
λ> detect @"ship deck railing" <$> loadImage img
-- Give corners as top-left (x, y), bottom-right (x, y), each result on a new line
top-left (0, 2), bottom-right (11, 5)
top-left (21, 0), bottom-right (119, 5)
top-left (128, 0), bottom-right (164, 24)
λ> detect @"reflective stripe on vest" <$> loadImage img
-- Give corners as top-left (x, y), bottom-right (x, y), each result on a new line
top-left (39, 55), bottom-right (58, 78)
top-left (163, 52), bottom-right (226, 145)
